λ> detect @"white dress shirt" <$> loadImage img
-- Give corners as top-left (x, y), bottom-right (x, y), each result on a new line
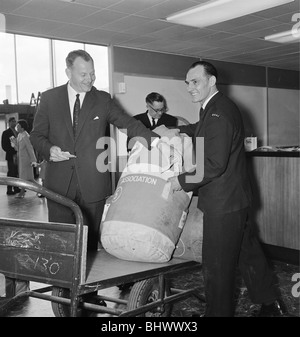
top-left (67, 82), bottom-right (86, 123)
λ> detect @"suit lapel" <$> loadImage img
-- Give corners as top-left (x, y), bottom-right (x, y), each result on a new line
top-left (194, 92), bottom-right (223, 136)
top-left (141, 112), bottom-right (151, 128)
top-left (157, 114), bottom-right (166, 127)
top-left (60, 84), bottom-right (74, 139)
top-left (204, 92), bottom-right (222, 113)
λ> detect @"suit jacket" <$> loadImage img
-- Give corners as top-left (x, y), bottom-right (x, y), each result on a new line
top-left (30, 84), bottom-right (158, 202)
top-left (134, 112), bottom-right (178, 130)
top-left (1, 128), bottom-right (17, 161)
top-left (178, 92), bottom-right (252, 214)
top-left (127, 112), bottom-right (178, 150)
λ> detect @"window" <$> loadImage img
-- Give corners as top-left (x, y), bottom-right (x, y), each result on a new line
top-left (15, 35), bottom-right (51, 103)
top-left (0, 34), bottom-right (110, 104)
top-left (0, 33), bottom-right (17, 103)
top-left (85, 44), bottom-right (109, 92)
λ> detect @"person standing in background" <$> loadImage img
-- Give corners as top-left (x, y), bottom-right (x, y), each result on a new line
top-left (135, 92), bottom-right (178, 131)
top-left (127, 92), bottom-right (178, 151)
top-left (1, 117), bottom-right (21, 195)
top-left (168, 60), bottom-right (288, 317)
top-left (11, 119), bottom-right (37, 198)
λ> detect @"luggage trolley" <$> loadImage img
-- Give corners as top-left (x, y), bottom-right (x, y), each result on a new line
top-left (0, 177), bottom-right (204, 317)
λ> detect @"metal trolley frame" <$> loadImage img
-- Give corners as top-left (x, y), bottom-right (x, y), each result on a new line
top-left (0, 177), bottom-right (204, 317)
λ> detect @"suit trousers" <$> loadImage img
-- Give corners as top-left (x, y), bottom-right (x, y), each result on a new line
top-left (6, 157), bottom-right (18, 192)
top-left (47, 170), bottom-right (105, 251)
top-left (202, 207), bottom-right (280, 317)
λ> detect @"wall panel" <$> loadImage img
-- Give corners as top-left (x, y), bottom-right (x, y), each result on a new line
top-left (268, 88), bottom-right (300, 147)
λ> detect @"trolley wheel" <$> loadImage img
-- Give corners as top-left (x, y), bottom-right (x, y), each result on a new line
top-left (51, 287), bottom-right (98, 317)
top-left (127, 277), bottom-right (172, 317)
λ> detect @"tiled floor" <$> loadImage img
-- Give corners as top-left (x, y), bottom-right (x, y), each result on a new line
top-left (0, 174), bottom-right (299, 317)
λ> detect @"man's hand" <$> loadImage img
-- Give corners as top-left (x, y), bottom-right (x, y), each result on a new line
top-left (50, 146), bottom-right (76, 162)
top-left (153, 125), bottom-right (180, 140)
top-left (168, 176), bottom-right (182, 192)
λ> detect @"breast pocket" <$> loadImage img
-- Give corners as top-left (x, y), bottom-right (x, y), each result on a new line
top-left (89, 116), bottom-right (108, 139)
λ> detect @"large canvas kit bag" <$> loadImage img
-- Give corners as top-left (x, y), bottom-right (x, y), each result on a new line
top-left (100, 135), bottom-right (203, 263)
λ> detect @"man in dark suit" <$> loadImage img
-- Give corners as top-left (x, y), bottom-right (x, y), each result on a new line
top-left (168, 61), bottom-right (287, 317)
top-left (30, 50), bottom-right (174, 252)
top-left (1, 117), bottom-right (20, 195)
top-left (127, 92), bottom-right (178, 151)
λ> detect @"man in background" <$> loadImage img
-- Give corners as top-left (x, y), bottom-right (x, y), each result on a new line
top-left (127, 92), bottom-right (178, 151)
top-left (1, 117), bottom-right (20, 195)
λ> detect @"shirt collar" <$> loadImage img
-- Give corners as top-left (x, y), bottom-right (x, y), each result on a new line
top-left (147, 112), bottom-right (157, 122)
top-left (202, 90), bottom-right (218, 110)
top-left (67, 82), bottom-right (86, 101)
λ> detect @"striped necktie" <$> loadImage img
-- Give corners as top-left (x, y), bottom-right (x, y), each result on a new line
top-left (73, 94), bottom-right (80, 137)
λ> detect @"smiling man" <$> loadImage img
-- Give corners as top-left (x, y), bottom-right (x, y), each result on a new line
top-left (29, 49), bottom-right (174, 252)
top-left (168, 60), bottom-right (288, 317)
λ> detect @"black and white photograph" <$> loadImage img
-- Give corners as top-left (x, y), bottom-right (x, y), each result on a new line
top-left (0, 0), bottom-right (299, 322)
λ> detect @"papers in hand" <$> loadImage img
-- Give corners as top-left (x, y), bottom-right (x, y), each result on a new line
top-left (50, 147), bottom-right (76, 162)
top-left (61, 151), bottom-right (76, 158)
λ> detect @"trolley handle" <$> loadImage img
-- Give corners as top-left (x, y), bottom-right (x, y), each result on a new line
top-left (0, 176), bottom-right (85, 292)
top-left (0, 176), bottom-right (83, 227)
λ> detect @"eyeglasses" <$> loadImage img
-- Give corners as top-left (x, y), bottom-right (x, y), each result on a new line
top-left (148, 104), bottom-right (165, 113)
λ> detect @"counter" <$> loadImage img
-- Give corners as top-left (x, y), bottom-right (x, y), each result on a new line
top-left (247, 150), bottom-right (299, 158)
top-left (247, 152), bottom-right (299, 251)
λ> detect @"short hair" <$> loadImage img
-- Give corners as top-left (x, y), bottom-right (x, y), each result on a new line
top-left (188, 61), bottom-right (218, 80)
top-left (8, 117), bottom-right (16, 123)
top-left (145, 92), bottom-right (168, 112)
top-left (17, 119), bottom-right (28, 131)
top-left (66, 49), bottom-right (93, 68)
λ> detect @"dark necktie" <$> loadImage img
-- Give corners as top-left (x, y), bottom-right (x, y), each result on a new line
top-left (199, 107), bottom-right (204, 121)
top-left (73, 94), bottom-right (80, 137)
top-left (152, 118), bottom-right (156, 129)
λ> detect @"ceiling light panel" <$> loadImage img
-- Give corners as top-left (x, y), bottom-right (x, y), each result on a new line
top-left (166, 0), bottom-right (295, 28)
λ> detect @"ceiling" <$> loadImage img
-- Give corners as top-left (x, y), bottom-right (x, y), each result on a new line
top-left (1, 0), bottom-right (300, 71)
